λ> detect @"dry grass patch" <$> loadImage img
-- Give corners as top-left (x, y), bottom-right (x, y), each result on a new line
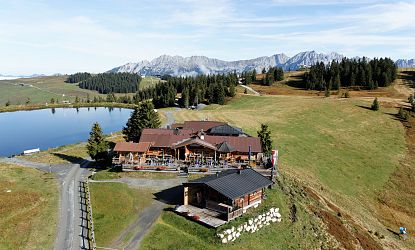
top-left (0, 163), bottom-right (58, 250)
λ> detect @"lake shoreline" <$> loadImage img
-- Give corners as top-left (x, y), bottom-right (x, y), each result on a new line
top-left (0, 107), bottom-right (131, 156)
top-left (0, 102), bottom-right (136, 113)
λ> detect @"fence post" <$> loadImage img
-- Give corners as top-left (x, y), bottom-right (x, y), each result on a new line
top-left (85, 179), bottom-right (97, 250)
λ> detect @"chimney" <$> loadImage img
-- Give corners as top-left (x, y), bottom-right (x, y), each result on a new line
top-left (216, 172), bottom-right (219, 178)
top-left (200, 129), bottom-right (205, 140)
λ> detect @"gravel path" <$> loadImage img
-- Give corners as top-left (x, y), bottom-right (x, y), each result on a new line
top-left (240, 84), bottom-right (260, 96)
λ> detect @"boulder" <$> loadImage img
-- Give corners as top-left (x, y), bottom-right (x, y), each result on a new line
top-left (222, 238), bottom-right (228, 244)
top-left (218, 234), bottom-right (224, 239)
top-left (227, 234), bottom-right (233, 241)
top-left (276, 213), bottom-right (281, 218)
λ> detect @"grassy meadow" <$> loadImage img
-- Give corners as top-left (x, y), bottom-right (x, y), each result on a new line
top-left (89, 182), bottom-right (154, 247)
top-left (0, 163), bottom-right (58, 250)
top-left (0, 75), bottom-right (161, 106)
top-left (169, 94), bottom-right (412, 248)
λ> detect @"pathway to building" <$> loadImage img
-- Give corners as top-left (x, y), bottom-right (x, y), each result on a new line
top-left (90, 177), bottom-right (185, 250)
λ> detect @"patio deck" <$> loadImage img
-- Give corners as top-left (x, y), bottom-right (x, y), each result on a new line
top-left (175, 205), bottom-right (227, 228)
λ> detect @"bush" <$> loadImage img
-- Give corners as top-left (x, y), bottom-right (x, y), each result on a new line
top-left (397, 107), bottom-right (409, 121)
top-left (408, 94), bottom-right (414, 105)
top-left (325, 88), bottom-right (330, 97)
top-left (371, 98), bottom-right (380, 111)
top-left (343, 90), bottom-right (350, 98)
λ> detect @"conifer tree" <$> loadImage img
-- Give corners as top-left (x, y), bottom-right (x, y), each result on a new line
top-left (87, 122), bottom-right (109, 161)
top-left (5, 100), bottom-right (10, 107)
top-left (123, 101), bottom-right (161, 142)
top-left (257, 124), bottom-right (273, 156)
top-left (229, 84), bottom-right (236, 97)
top-left (371, 97), bottom-right (380, 111)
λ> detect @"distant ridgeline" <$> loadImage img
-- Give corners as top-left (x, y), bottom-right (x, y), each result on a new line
top-left (135, 73), bottom-right (238, 108)
top-left (303, 57), bottom-right (397, 90)
top-left (66, 72), bottom-right (141, 93)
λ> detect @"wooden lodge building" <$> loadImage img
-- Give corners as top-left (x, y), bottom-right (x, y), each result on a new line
top-left (177, 168), bottom-right (273, 227)
top-left (112, 121), bottom-right (263, 167)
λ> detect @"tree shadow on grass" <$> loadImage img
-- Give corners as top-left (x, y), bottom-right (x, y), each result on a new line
top-left (153, 185), bottom-right (182, 205)
top-left (52, 152), bottom-right (86, 164)
top-left (355, 104), bottom-right (373, 111)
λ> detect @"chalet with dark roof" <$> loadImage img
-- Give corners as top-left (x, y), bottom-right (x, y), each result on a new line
top-left (180, 168), bottom-right (272, 223)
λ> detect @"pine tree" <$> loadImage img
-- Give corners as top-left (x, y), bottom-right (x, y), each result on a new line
top-left (371, 97), bottom-right (380, 111)
top-left (75, 96), bottom-right (80, 103)
top-left (50, 98), bottom-right (55, 104)
top-left (5, 100), bottom-right (10, 107)
top-left (216, 84), bottom-right (226, 105)
top-left (251, 69), bottom-right (257, 82)
top-left (181, 88), bottom-right (189, 108)
top-left (257, 124), bottom-right (273, 156)
top-left (25, 98), bottom-right (30, 105)
top-left (86, 122), bottom-right (109, 161)
top-left (123, 101), bottom-right (161, 142)
top-left (229, 84), bottom-right (236, 97)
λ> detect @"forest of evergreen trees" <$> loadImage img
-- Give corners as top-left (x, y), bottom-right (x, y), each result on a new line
top-left (303, 58), bottom-right (397, 90)
top-left (67, 72), bottom-right (142, 93)
top-left (134, 73), bottom-right (238, 108)
top-left (239, 67), bottom-right (284, 86)
top-left (65, 72), bottom-right (91, 83)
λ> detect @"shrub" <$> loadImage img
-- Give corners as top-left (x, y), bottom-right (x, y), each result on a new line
top-left (397, 107), bottom-right (409, 121)
top-left (324, 88), bottom-right (330, 97)
top-left (344, 90), bottom-right (350, 98)
top-left (408, 94), bottom-right (414, 105)
top-left (371, 98), bottom-right (380, 111)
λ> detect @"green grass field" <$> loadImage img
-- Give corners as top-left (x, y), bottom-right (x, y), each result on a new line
top-left (89, 182), bottom-right (154, 247)
top-left (174, 95), bottom-right (405, 197)
top-left (0, 75), bottom-right (161, 106)
top-left (0, 163), bottom-right (58, 250)
top-left (168, 94), bottom-right (411, 248)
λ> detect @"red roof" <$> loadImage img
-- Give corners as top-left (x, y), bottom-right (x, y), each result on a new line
top-left (139, 134), bottom-right (261, 153)
top-left (172, 138), bottom-right (217, 151)
top-left (139, 134), bottom-right (189, 147)
top-left (142, 128), bottom-right (193, 136)
top-left (113, 142), bottom-right (151, 152)
top-left (172, 121), bottom-right (227, 132)
top-left (204, 135), bottom-right (262, 153)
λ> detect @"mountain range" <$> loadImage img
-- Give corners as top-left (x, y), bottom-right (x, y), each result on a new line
top-left (108, 51), bottom-right (415, 77)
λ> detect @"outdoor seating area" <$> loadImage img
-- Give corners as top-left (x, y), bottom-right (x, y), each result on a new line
top-left (175, 204), bottom-right (228, 228)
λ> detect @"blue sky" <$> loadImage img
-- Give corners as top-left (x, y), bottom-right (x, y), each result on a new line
top-left (0, 0), bottom-right (414, 75)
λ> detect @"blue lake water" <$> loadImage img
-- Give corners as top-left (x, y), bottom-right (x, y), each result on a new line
top-left (0, 107), bottom-right (132, 157)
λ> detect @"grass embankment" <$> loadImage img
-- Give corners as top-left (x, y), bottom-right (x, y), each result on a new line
top-left (171, 94), bottom-right (411, 248)
top-left (0, 163), bottom-right (58, 249)
top-left (89, 182), bottom-right (154, 247)
top-left (19, 132), bottom-right (125, 165)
